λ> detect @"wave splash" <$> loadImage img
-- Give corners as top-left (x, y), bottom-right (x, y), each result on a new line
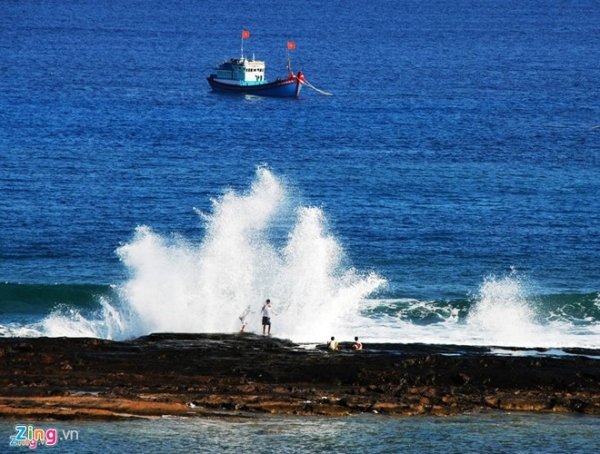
top-left (465, 275), bottom-right (600, 348)
top-left (466, 273), bottom-right (541, 345)
top-left (3, 168), bottom-right (599, 349)
top-left (359, 273), bottom-right (600, 348)
top-left (30, 167), bottom-right (385, 341)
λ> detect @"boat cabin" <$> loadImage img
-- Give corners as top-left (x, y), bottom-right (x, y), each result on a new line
top-left (214, 58), bottom-right (267, 84)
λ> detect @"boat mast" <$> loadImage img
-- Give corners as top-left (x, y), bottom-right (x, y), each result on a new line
top-left (286, 40), bottom-right (296, 75)
top-left (241, 30), bottom-right (250, 60)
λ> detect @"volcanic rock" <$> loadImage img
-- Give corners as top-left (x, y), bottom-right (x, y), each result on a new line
top-left (0, 333), bottom-right (599, 419)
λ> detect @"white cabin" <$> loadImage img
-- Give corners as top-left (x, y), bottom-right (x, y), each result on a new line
top-left (215, 58), bottom-right (267, 84)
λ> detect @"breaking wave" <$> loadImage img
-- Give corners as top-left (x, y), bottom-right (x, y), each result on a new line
top-left (2, 169), bottom-right (599, 348)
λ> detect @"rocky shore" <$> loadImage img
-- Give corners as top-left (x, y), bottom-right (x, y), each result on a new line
top-left (1, 333), bottom-right (600, 420)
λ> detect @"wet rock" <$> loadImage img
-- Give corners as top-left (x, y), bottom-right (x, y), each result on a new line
top-left (0, 334), bottom-right (600, 419)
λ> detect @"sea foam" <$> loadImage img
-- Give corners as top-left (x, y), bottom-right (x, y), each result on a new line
top-left (16, 168), bottom-right (600, 349)
top-left (38, 167), bottom-right (384, 342)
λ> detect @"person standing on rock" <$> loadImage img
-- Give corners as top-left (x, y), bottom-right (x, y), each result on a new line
top-left (261, 299), bottom-right (273, 336)
top-left (239, 305), bottom-right (251, 333)
top-left (352, 336), bottom-right (363, 351)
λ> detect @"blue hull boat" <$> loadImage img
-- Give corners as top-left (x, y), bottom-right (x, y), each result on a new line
top-left (207, 64), bottom-right (304, 98)
top-left (207, 31), bottom-right (305, 98)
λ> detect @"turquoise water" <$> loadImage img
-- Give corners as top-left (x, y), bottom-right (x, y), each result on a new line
top-left (3, 413), bottom-right (600, 453)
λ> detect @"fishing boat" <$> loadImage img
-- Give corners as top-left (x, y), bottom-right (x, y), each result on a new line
top-left (207, 30), bottom-right (305, 98)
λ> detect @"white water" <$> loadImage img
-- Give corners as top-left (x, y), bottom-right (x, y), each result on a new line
top-left (350, 274), bottom-right (600, 349)
top-left (10, 168), bottom-right (600, 349)
top-left (32, 168), bottom-right (384, 342)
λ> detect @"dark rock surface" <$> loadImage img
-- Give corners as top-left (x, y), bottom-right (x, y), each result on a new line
top-left (1, 333), bottom-right (600, 419)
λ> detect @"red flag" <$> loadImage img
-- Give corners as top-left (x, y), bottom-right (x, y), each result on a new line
top-left (287, 41), bottom-right (296, 50)
top-left (242, 30), bottom-right (250, 39)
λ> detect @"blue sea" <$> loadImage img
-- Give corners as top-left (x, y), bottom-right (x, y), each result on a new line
top-left (1, 0), bottom-right (600, 450)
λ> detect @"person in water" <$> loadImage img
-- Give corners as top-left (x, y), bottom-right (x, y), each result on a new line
top-left (352, 336), bottom-right (363, 351)
top-left (261, 299), bottom-right (273, 335)
top-left (327, 336), bottom-right (339, 351)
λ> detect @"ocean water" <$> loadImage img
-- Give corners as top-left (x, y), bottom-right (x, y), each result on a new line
top-left (2, 0), bottom-right (600, 449)
top-left (2, 413), bottom-right (600, 453)
top-left (3, 0), bottom-right (600, 350)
